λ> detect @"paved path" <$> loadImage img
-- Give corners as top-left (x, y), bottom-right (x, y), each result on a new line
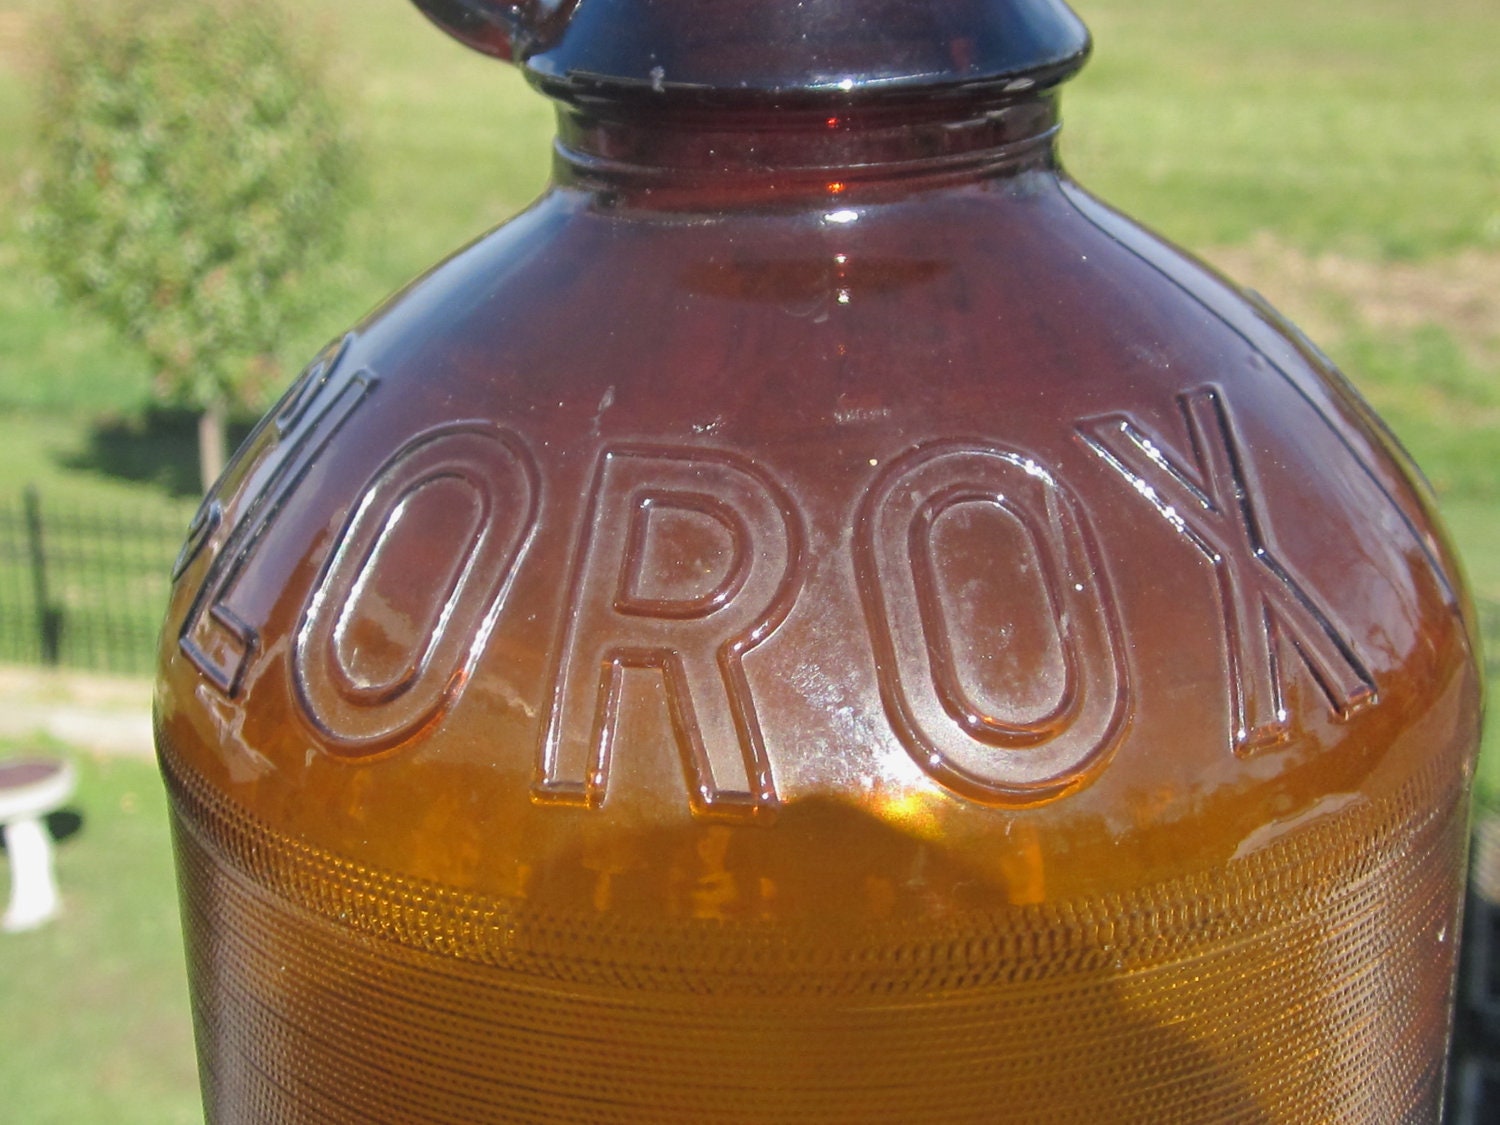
top-left (0, 665), bottom-right (154, 759)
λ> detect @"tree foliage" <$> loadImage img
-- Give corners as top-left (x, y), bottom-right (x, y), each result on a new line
top-left (28, 0), bottom-right (358, 420)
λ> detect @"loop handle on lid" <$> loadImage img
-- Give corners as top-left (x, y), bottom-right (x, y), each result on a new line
top-left (411, 0), bottom-right (575, 63)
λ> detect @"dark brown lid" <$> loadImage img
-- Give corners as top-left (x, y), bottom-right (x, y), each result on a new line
top-left (411, 0), bottom-right (1090, 104)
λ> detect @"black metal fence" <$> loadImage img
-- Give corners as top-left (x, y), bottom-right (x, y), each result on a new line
top-left (0, 486), bottom-right (194, 676)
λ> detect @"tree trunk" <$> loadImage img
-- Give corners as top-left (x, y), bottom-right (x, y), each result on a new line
top-left (198, 400), bottom-right (228, 495)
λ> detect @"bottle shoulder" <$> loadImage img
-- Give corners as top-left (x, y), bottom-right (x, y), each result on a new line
top-left (155, 170), bottom-right (1480, 911)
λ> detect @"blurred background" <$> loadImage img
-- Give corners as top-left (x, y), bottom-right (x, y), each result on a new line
top-left (0, 0), bottom-right (1496, 1120)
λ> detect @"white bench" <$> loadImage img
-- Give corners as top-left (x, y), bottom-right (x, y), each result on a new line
top-left (0, 758), bottom-right (77, 932)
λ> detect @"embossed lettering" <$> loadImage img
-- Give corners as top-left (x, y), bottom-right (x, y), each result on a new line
top-left (854, 442), bottom-right (1130, 806)
top-left (294, 423), bottom-right (540, 755)
top-left (171, 498), bottom-right (222, 583)
top-left (179, 342), bottom-right (373, 696)
top-left (1080, 386), bottom-right (1376, 754)
top-left (536, 447), bottom-right (803, 819)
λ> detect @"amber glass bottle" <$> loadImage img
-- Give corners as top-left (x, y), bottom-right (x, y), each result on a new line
top-left (155, 1), bottom-right (1482, 1121)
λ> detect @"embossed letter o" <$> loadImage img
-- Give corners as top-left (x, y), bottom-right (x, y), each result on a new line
top-left (854, 442), bottom-right (1130, 805)
top-left (293, 422), bottom-right (539, 756)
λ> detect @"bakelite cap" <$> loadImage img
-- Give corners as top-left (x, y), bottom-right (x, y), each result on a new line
top-left (412, 0), bottom-right (1091, 103)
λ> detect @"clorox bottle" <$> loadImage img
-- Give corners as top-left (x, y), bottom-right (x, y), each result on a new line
top-left (155, 1), bottom-right (1483, 1120)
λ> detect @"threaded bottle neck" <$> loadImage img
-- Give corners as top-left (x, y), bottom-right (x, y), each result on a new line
top-left (552, 91), bottom-right (1062, 208)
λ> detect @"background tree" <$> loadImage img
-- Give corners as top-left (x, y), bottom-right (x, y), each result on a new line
top-left (28, 0), bottom-right (359, 492)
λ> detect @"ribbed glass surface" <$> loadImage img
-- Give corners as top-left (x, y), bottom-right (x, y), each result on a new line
top-left (163, 734), bottom-right (1464, 1124)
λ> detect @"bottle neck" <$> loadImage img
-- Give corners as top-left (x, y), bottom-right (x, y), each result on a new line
top-left (550, 91), bottom-right (1063, 209)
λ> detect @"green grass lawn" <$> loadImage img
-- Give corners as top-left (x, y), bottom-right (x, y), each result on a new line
top-left (1069, 0), bottom-right (1500, 258)
top-left (0, 742), bottom-right (202, 1125)
top-left (0, 0), bottom-right (1496, 1118)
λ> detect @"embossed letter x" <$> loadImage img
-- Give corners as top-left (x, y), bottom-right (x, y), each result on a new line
top-left (1079, 387), bottom-right (1376, 755)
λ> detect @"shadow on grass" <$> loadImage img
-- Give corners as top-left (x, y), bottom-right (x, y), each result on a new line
top-left (47, 808), bottom-right (84, 843)
top-left (0, 808), bottom-right (85, 852)
top-left (62, 407), bottom-right (257, 499)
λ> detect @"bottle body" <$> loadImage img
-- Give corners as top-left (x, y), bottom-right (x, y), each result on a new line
top-left (157, 98), bottom-right (1481, 1121)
